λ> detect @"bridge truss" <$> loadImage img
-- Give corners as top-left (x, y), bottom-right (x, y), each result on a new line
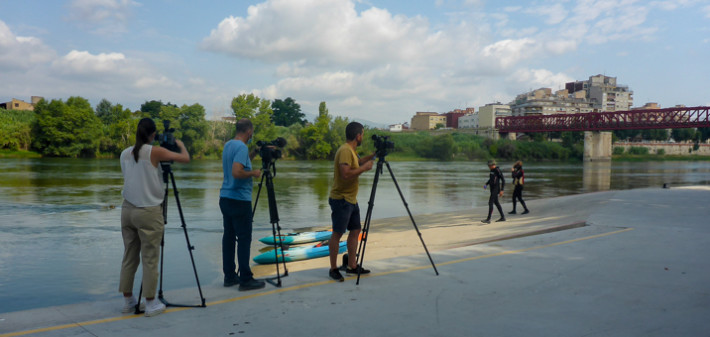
top-left (496, 106), bottom-right (710, 133)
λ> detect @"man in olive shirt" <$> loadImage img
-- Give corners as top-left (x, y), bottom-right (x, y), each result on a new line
top-left (327, 122), bottom-right (375, 282)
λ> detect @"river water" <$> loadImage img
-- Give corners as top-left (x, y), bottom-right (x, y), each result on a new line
top-left (1, 158), bottom-right (709, 313)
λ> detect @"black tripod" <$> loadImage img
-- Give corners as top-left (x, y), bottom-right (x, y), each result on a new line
top-left (355, 155), bottom-right (439, 285)
top-left (134, 162), bottom-right (206, 313)
top-left (252, 159), bottom-right (289, 287)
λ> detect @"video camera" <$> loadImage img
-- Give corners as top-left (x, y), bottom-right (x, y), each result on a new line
top-left (372, 134), bottom-right (394, 158)
top-left (157, 120), bottom-right (180, 153)
top-left (257, 137), bottom-right (287, 168)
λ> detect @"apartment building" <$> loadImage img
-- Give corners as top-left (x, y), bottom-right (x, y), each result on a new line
top-left (510, 88), bottom-right (594, 116)
top-left (566, 74), bottom-right (633, 112)
top-left (410, 112), bottom-right (447, 130)
top-left (478, 103), bottom-right (511, 128)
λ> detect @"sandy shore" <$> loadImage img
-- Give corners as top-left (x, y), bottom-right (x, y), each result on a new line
top-left (251, 190), bottom-right (611, 277)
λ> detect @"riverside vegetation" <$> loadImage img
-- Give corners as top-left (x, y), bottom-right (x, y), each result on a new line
top-left (2, 94), bottom-right (709, 161)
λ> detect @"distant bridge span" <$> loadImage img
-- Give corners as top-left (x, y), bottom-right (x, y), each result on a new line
top-left (496, 106), bottom-right (710, 133)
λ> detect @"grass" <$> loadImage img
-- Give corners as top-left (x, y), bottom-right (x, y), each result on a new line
top-left (0, 149), bottom-right (42, 158)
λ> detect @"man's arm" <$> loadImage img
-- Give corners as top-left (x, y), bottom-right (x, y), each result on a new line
top-left (339, 160), bottom-right (373, 180)
top-left (358, 152), bottom-right (376, 166)
top-left (232, 162), bottom-right (261, 179)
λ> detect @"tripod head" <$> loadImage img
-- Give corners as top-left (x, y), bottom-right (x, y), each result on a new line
top-left (371, 134), bottom-right (394, 159)
top-left (257, 137), bottom-right (287, 177)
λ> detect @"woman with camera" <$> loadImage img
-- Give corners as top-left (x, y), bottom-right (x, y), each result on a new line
top-left (118, 118), bottom-right (190, 317)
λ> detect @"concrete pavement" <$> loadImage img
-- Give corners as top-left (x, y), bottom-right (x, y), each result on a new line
top-left (1, 186), bottom-right (709, 337)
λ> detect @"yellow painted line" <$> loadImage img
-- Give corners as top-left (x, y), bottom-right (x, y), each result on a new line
top-left (1, 227), bottom-right (633, 337)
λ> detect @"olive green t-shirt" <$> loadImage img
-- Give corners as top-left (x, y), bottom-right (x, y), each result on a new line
top-left (329, 144), bottom-right (359, 204)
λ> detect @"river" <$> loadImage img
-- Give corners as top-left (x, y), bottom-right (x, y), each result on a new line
top-left (1, 158), bottom-right (709, 313)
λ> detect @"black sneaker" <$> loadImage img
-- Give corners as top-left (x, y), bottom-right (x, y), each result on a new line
top-left (481, 219), bottom-right (491, 224)
top-left (223, 278), bottom-right (239, 287)
top-left (345, 265), bottom-right (370, 274)
top-left (238, 278), bottom-right (265, 291)
top-left (508, 210), bottom-right (517, 214)
top-left (496, 217), bottom-right (506, 222)
top-left (329, 268), bottom-right (344, 282)
top-left (521, 210), bottom-right (530, 214)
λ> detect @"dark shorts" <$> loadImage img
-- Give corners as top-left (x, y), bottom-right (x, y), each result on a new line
top-left (329, 198), bottom-right (361, 234)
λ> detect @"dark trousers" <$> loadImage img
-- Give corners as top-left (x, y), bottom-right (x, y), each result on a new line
top-left (220, 197), bottom-right (253, 283)
top-left (512, 185), bottom-right (528, 211)
top-left (488, 188), bottom-right (504, 219)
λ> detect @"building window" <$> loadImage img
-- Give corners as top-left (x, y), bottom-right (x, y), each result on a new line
top-left (15, 103), bottom-right (19, 108)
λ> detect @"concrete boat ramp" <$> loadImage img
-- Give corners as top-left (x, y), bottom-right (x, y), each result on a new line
top-left (2, 186), bottom-right (709, 337)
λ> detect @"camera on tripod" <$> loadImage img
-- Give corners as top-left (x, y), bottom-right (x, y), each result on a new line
top-left (156, 120), bottom-right (180, 153)
top-left (257, 137), bottom-right (287, 167)
top-left (372, 134), bottom-right (394, 158)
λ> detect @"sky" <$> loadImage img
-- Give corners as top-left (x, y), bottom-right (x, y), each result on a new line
top-left (1, 0), bottom-right (709, 125)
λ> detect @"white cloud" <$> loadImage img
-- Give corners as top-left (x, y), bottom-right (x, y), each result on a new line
top-left (651, 0), bottom-right (699, 11)
top-left (66, 0), bottom-right (140, 34)
top-left (509, 69), bottom-right (574, 91)
top-left (526, 4), bottom-right (569, 25)
top-left (52, 50), bottom-right (128, 75)
top-left (0, 20), bottom-right (55, 70)
top-left (201, 0), bottom-right (442, 68)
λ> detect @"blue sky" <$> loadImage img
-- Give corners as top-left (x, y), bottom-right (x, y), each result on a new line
top-left (1, 0), bottom-right (709, 124)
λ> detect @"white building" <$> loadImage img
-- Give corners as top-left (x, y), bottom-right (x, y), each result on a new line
top-left (478, 103), bottom-right (511, 128)
top-left (458, 113), bottom-right (478, 129)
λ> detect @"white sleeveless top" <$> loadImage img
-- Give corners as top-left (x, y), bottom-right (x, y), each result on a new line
top-left (120, 145), bottom-right (164, 207)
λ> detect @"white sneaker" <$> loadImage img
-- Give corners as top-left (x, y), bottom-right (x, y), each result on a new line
top-left (121, 297), bottom-right (145, 313)
top-left (144, 299), bottom-right (166, 317)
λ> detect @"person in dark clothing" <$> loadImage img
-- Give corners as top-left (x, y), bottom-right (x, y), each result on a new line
top-left (482, 159), bottom-right (505, 224)
top-left (509, 160), bottom-right (529, 215)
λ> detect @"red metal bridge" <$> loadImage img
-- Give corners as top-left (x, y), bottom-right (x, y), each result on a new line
top-left (496, 106), bottom-right (710, 133)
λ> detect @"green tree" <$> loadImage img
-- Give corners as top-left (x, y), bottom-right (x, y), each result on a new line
top-left (698, 127), bottom-right (710, 141)
top-left (32, 97), bottom-right (101, 157)
top-left (326, 115), bottom-right (349, 156)
top-left (641, 129), bottom-right (669, 141)
top-left (95, 99), bottom-right (133, 155)
top-left (671, 128), bottom-right (695, 142)
top-left (140, 100), bottom-right (176, 119)
top-left (230, 94), bottom-right (276, 145)
top-left (272, 97), bottom-right (306, 126)
top-left (0, 110), bottom-right (35, 151)
top-left (178, 103), bottom-right (210, 157)
top-left (300, 102), bottom-right (332, 159)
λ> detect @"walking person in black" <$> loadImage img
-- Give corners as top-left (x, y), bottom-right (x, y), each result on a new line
top-left (482, 159), bottom-right (505, 224)
top-left (509, 160), bottom-right (529, 215)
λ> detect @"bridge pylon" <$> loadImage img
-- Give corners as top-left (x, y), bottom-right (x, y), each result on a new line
top-left (583, 131), bottom-right (612, 162)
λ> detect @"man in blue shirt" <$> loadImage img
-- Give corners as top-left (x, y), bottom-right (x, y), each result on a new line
top-left (220, 118), bottom-right (265, 291)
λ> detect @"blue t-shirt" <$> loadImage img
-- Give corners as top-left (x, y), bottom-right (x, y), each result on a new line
top-left (220, 139), bottom-right (253, 201)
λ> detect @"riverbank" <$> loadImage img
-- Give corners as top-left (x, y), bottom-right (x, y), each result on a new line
top-left (0, 149), bottom-right (41, 158)
top-left (2, 186), bottom-right (709, 337)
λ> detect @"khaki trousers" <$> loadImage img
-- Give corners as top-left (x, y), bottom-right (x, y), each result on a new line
top-left (118, 200), bottom-right (164, 298)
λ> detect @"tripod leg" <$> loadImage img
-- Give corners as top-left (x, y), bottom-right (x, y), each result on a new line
top-left (355, 159), bottom-right (383, 285)
top-left (384, 161), bottom-right (438, 275)
top-left (252, 174), bottom-right (266, 215)
top-left (264, 169), bottom-right (288, 287)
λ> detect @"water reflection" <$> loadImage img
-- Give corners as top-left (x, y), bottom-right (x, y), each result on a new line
top-left (583, 161), bottom-right (612, 191)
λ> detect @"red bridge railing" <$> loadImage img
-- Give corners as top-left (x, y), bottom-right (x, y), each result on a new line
top-left (496, 106), bottom-right (710, 133)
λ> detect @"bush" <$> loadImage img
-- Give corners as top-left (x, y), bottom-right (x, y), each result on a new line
top-left (656, 148), bottom-right (665, 155)
top-left (627, 146), bottom-right (649, 155)
top-left (613, 147), bottom-right (625, 155)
